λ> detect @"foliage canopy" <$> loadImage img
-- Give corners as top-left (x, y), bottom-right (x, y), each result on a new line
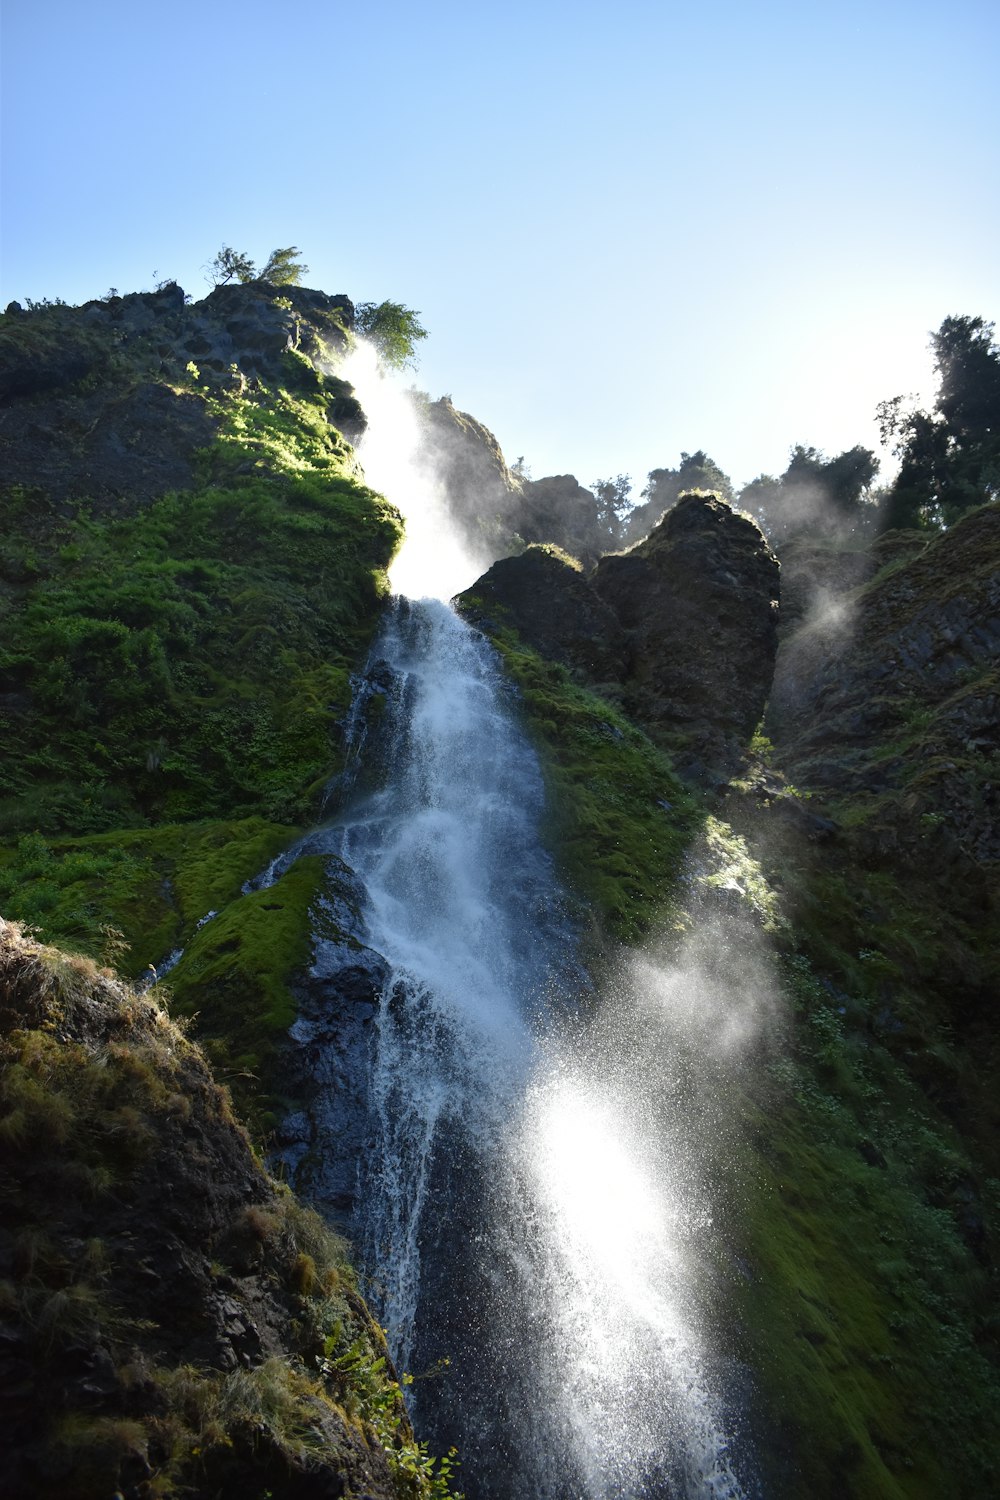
top-left (207, 244), bottom-right (309, 288)
top-left (877, 314), bottom-right (1000, 530)
top-left (354, 300), bottom-right (428, 370)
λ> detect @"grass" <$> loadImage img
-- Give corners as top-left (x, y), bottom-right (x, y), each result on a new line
top-left (483, 628), bottom-right (702, 942)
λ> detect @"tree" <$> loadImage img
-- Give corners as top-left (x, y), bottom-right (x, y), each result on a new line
top-left (877, 315), bottom-right (1000, 530)
top-left (783, 444), bottom-right (878, 513)
top-left (207, 244), bottom-right (309, 288)
top-left (208, 245), bottom-right (257, 286)
top-left (620, 451), bottom-right (734, 545)
top-left (259, 246), bottom-right (309, 286)
top-left (642, 451), bottom-right (734, 509)
top-left (590, 474), bottom-right (633, 540)
top-left (932, 315), bottom-right (1000, 442)
top-left (738, 444), bottom-right (879, 542)
top-left (354, 300), bottom-right (428, 370)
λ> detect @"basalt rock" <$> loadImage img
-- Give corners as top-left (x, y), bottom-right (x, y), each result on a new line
top-left (593, 493), bottom-right (780, 765)
top-left (417, 407), bottom-right (612, 570)
top-left (770, 501), bottom-right (1000, 879)
top-left (461, 544), bottom-right (628, 683)
top-left (0, 282), bottom-right (356, 516)
top-left (460, 492), bottom-right (780, 776)
top-left (516, 474), bottom-right (609, 567)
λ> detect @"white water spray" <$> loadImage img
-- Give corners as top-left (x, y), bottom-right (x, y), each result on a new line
top-left (310, 346), bottom-right (754, 1496)
top-left (343, 342), bottom-right (481, 600)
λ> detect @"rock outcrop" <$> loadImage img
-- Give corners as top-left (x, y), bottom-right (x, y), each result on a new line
top-left (0, 282), bottom-right (357, 514)
top-left (515, 474), bottom-right (610, 566)
top-left (770, 500), bottom-right (1000, 896)
top-left (0, 919), bottom-right (417, 1500)
top-left (416, 402), bottom-right (616, 569)
top-left (461, 492), bottom-right (780, 775)
top-left (593, 492), bottom-right (780, 765)
top-left (461, 544), bottom-right (628, 683)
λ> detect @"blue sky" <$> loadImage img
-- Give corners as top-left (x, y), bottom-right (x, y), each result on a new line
top-left (2, 0), bottom-right (997, 493)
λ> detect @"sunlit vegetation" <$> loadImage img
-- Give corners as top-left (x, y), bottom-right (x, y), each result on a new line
top-left (207, 243), bottom-right (309, 287)
top-left (0, 287), bottom-right (402, 1122)
top-left (354, 300), bottom-right (428, 370)
top-left (0, 470), bottom-right (399, 836)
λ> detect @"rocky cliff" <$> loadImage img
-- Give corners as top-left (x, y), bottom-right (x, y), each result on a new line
top-left (0, 918), bottom-right (438, 1500)
top-left (2, 275), bottom-right (999, 1500)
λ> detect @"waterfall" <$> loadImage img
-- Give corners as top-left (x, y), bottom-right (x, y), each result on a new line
top-left (285, 345), bottom-right (754, 1498)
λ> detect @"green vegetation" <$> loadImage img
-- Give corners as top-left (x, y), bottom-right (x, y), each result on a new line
top-left (0, 287), bottom-right (402, 1112)
top-left (0, 470), bottom-right (398, 836)
top-left (0, 920), bottom-right (460, 1499)
top-left (729, 943), bottom-right (1000, 1498)
top-left (166, 854), bottom-right (328, 1127)
top-left (0, 819), bottom-right (295, 976)
top-left (877, 314), bottom-right (1000, 530)
top-left (354, 300), bottom-right (428, 370)
top-left (484, 628), bottom-right (701, 942)
top-left (207, 243), bottom-right (309, 287)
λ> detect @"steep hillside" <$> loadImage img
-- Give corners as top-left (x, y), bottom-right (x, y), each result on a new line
top-left (459, 495), bottom-right (1000, 1497)
top-left (0, 284), bottom-right (401, 1122)
top-left (0, 918), bottom-right (454, 1500)
top-left (2, 274), bottom-right (998, 1498)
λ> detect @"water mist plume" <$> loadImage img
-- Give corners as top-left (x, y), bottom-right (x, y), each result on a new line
top-left (297, 333), bottom-right (765, 1498)
top-left (341, 342), bottom-right (483, 600)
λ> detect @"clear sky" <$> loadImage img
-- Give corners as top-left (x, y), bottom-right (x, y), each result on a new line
top-left (2, 0), bottom-right (997, 493)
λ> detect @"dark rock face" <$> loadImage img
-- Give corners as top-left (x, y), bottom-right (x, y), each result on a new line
top-left (0, 282), bottom-right (357, 515)
top-left (775, 535), bottom-right (876, 632)
top-left (517, 474), bottom-right (609, 566)
top-left (416, 404), bottom-right (613, 570)
top-left (593, 493), bottom-right (780, 761)
top-left (771, 502), bottom-right (1000, 876)
top-left (460, 492), bottom-right (780, 774)
top-left (463, 544), bottom-right (628, 682)
top-left (422, 396), bottom-right (520, 520)
top-left (0, 378), bottom-right (220, 511)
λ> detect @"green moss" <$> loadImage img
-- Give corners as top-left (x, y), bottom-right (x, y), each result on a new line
top-left (487, 631), bottom-right (701, 941)
top-left (0, 326), bottom-right (402, 842)
top-left (712, 900), bottom-right (1000, 1500)
top-left (0, 469), bottom-right (399, 836)
top-left (167, 855), bottom-right (325, 1117)
top-left (0, 818), bottom-right (297, 977)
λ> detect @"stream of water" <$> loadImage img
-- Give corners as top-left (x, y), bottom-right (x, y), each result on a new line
top-left (295, 345), bottom-right (754, 1497)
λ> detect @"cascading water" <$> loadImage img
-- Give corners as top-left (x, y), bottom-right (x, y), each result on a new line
top-left (284, 343), bottom-right (755, 1497)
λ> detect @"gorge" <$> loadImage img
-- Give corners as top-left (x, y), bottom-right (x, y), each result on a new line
top-left (0, 280), bottom-right (997, 1499)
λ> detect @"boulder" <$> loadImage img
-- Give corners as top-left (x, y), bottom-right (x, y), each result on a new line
top-left (461, 544), bottom-right (628, 683)
top-left (594, 492), bottom-right (780, 765)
